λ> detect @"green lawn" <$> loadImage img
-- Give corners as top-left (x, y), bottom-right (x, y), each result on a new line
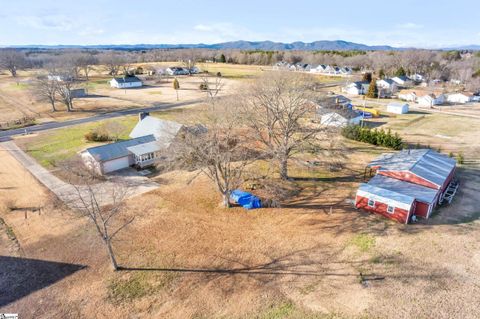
top-left (21, 109), bottom-right (187, 168)
top-left (22, 116), bottom-right (137, 168)
top-left (197, 63), bottom-right (264, 79)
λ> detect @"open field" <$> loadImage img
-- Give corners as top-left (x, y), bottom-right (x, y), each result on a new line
top-left (2, 131), bottom-right (480, 318)
top-left (2, 63), bottom-right (480, 318)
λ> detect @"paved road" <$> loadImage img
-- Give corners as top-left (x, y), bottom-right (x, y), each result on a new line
top-left (0, 99), bottom-right (201, 141)
top-left (0, 141), bottom-right (159, 207)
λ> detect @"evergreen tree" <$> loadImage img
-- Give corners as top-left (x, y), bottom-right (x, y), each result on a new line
top-left (173, 78), bottom-right (180, 101)
top-left (395, 66), bottom-right (406, 77)
top-left (378, 69), bottom-right (385, 79)
top-left (366, 78), bottom-right (378, 98)
top-left (362, 72), bottom-right (372, 83)
top-left (219, 54), bottom-right (226, 63)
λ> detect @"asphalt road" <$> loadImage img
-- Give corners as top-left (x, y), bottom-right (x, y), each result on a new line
top-left (0, 99), bottom-right (200, 141)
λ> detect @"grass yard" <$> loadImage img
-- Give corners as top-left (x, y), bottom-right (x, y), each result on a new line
top-left (16, 108), bottom-right (191, 168)
top-left (197, 62), bottom-right (265, 79)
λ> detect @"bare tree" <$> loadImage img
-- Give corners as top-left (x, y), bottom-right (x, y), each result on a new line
top-left (242, 72), bottom-right (318, 180)
top-left (100, 51), bottom-right (124, 76)
top-left (167, 97), bottom-right (256, 207)
top-left (32, 76), bottom-right (58, 112)
top-left (77, 53), bottom-right (99, 81)
top-left (200, 74), bottom-right (224, 100)
top-left (0, 49), bottom-right (27, 77)
top-left (56, 70), bottom-right (77, 112)
top-left (62, 159), bottom-right (134, 271)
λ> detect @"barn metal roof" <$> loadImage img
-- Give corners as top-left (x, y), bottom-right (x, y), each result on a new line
top-left (357, 183), bottom-right (414, 210)
top-left (367, 149), bottom-right (456, 187)
top-left (367, 175), bottom-right (438, 204)
top-left (85, 135), bottom-right (156, 162)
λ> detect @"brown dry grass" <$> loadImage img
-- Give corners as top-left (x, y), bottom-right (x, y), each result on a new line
top-left (1, 136), bottom-right (480, 318)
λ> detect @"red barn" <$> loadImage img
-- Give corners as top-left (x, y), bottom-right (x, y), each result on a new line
top-left (356, 149), bottom-right (457, 224)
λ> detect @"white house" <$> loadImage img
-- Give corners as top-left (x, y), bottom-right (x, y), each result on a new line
top-left (81, 113), bottom-right (186, 175)
top-left (81, 135), bottom-right (157, 175)
top-left (417, 93), bottom-right (446, 107)
top-left (392, 76), bottom-right (412, 87)
top-left (320, 112), bottom-right (363, 127)
top-left (410, 74), bottom-right (424, 83)
top-left (376, 79), bottom-right (398, 92)
top-left (398, 90), bottom-right (417, 102)
top-left (387, 102), bottom-right (409, 114)
top-left (446, 92), bottom-right (474, 104)
top-left (110, 76), bottom-right (143, 89)
top-left (344, 81), bottom-right (369, 95)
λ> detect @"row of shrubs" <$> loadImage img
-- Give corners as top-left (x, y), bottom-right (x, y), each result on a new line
top-left (342, 125), bottom-right (403, 150)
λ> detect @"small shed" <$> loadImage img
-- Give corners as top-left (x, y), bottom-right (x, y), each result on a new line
top-left (387, 102), bottom-right (409, 114)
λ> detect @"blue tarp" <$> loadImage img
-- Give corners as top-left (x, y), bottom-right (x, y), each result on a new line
top-left (230, 190), bottom-right (262, 210)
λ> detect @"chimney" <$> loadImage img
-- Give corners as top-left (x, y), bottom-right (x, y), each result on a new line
top-left (139, 112), bottom-right (150, 121)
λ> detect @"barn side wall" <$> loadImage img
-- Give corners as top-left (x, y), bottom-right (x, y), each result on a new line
top-left (356, 195), bottom-right (410, 224)
top-left (413, 201), bottom-right (431, 218)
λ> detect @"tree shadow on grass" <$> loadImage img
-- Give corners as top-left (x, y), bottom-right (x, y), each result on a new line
top-left (0, 256), bottom-right (86, 307)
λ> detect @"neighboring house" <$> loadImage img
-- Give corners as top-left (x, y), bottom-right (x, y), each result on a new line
top-left (417, 93), bottom-right (446, 107)
top-left (446, 92), bottom-right (474, 104)
top-left (110, 76), bottom-right (143, 89)
top-left (313, 64), bottom-right (327, 73)
top-left (344, 81), bottom-right (369, 95)
top-left (320, 111), bottom-right (363, 127)
top-left (410, 73), bottom-right (424, 83)
top-left (316, 94), bottom-right (352, 109)
top-left (81, 135), bottom-right (156, 175)
top-left (392, 76), bottom-right (412, 86)
top-left (189, 66), bottom-right (201, 74)
top-left (398, 89), bottom-right (446, 106)
top-left (398, 89), bottom-right (417, 102)
top-left (339, 67), bottom-right (352, 75)
top-left (387, 102), bottom-right (409, 114)
top-left (376, 79), bottom-right (398, 92)
top-left (166, 67), bottom-right (190, 75)
top-left (47, 74), bottom-right (74, 82)
top-left (356, 149), bottom-right (457, 223)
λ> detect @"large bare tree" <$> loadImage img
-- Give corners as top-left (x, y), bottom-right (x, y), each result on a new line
top-left (0, 49), bottom-right (27, 77)
top-left (32, 76), bottom-right (59, 112)
top-left (167, 96), bottom-right (256, 207)
top-left (242, 71), bottom-right (319, 180)
top-left (62, 159), bottom-right (134, 271)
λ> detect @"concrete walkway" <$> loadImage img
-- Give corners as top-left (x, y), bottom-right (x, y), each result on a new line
top-left (0, 141), bottom-right (159, 207)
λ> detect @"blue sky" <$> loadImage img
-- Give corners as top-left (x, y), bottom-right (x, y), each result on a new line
top-left (1, 0), bottom-right (478, 48)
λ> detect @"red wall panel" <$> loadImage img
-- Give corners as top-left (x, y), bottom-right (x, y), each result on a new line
top-left (356, 195), bottom-right (411, 224)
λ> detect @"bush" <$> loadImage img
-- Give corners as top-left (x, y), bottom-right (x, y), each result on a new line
top-left (216, 72), bottom-right (222, 77)
top-left (342, 125), bottom-right (403, 150)
top-left (199, 82), bottom-right (209, 91)
top-left (84, 131), bottom-right (111, 142)
top-left (456, 152), bottom-right (464, 164)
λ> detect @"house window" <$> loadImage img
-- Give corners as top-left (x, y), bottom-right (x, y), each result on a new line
top-left (367, 199), bottom-right (375, 207)
top-left (387, 205), bottom-right (395, 214)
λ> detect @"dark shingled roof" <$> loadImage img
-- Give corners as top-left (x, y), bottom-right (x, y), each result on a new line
top-left (85, 135), bottom-right (156, 162)
top-left (112, 76), bottom-right (142, 83)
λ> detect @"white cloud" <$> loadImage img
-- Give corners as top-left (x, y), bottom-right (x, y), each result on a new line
top-left (16, 15), bottom-right (76, 31)
top-left (397, 22), bottom-right (423, 29)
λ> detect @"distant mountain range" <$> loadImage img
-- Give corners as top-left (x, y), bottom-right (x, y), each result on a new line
top-left (5, 40), bottom-right (479, 51)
